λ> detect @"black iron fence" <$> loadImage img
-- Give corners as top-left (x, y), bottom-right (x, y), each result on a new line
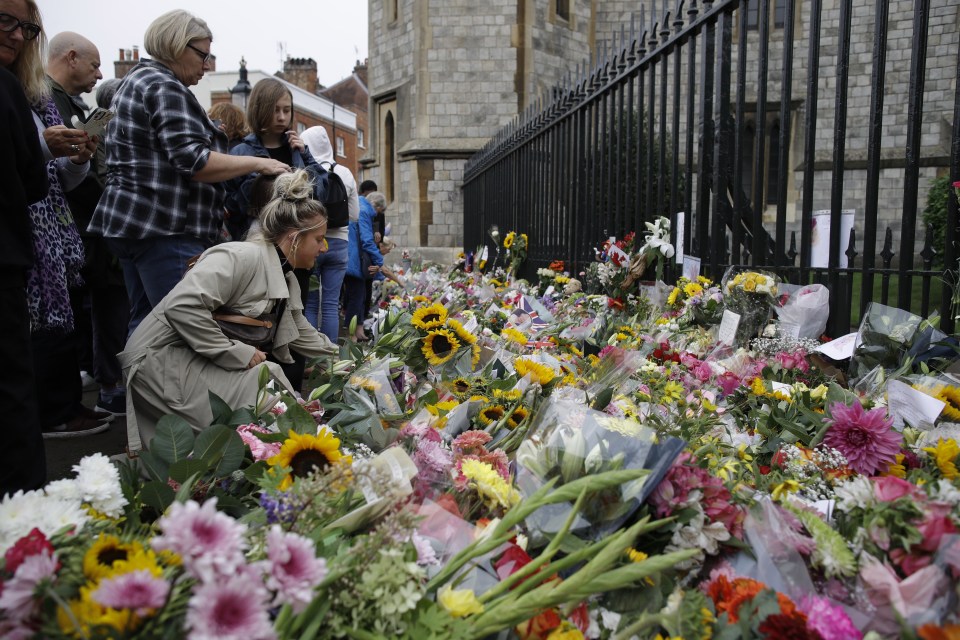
top-left (462, 0), bottom-right (960, 336)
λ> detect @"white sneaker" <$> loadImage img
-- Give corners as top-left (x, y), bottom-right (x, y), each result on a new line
top-left (80, 371), bottom-right (98, 391)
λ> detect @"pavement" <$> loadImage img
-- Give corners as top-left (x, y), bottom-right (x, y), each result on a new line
top-left (44, 388), bottom-right (129, 482)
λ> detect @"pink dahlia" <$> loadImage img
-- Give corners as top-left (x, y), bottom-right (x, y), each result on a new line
top-left (185, 575), bottom-right (274, 640)
top-left (92, 570), bottom-right (170, 615)
top-left (822, 402), bottom-right (902, 476)
top-left (264, 526), bottom-right (327, 613)
top-left (152, 498), bottom-right (247, 583)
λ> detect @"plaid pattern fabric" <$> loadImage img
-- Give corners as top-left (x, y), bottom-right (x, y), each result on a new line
top-left (89, 61), bottom-right (227, 242)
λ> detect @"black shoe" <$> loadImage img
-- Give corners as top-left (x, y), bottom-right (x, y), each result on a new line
top-left (96, 393), bottom-right (126, 416)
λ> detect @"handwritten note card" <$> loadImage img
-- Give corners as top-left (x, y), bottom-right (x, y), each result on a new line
top-left (886, 379), bottom-right (945, 430)
top-left (718, 310), bottom-right (741, 346)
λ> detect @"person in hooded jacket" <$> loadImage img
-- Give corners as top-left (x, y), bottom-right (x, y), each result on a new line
top-left (300, 126), bottom-right (358, 340)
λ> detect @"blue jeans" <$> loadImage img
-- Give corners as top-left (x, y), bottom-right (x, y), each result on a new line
top-left (106, 235), bottom-right (210, 336)
top-left (304, 237), bottom-right (348, 340)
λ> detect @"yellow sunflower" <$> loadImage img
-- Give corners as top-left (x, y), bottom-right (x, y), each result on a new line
top-left (422, 328), bottom-right (461, 366)
top-left (923, 438), bottom-right (960, 480)
top-left (446, 318), bottom-right (477, 345)
top-left (412, 303), bottom-right (449, 330)
top-left (426, 399), bottom-right (460, 416)
top-left (935, 385), bottom-right (960, 421)
top-left (667, 287), bottom-right (680, 306)
top-left (268, 429), bottom-right (350, 490)
top-left (83, 534), bottom-right (140, 582)
top-left (507, 406), bottom-right (529, 429)
top-left (412, 295), bottom-right (431, 304)
top-left (493, 388), bottom-right (523, 403)
top-left (503, 232), bottom-right (516, 249)
top-left (514, 358), bottom-right (556, 385)
top-left (450, 377), bottom-right (473, 397)
top-left (477, 404), bottom-right (506, 426)
top-left (502, 327), bottom-right (528, 346)
top-left (58, 585), bottom-right (137, 637)
top-left (471, 343), bottom-right (481, 368)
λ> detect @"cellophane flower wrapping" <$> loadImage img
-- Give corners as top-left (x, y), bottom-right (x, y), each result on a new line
top-left (721, 266), bottom-right (780, 347)
top-left (848, 303), bottom-right (923, 384)
top-left (775, 283), bottom-right (831, 339)
top-left (514, 397), bottom-right (685, 543)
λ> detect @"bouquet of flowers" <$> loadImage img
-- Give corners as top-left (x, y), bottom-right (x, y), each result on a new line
top-left (514, 397), bottom-right (685, 543)
top-left (640, 216), bottom-right (675, 283)
top-left (503, 230), bottom-right (528, 278)
top-left (722, 267), bottom-right (780, 347)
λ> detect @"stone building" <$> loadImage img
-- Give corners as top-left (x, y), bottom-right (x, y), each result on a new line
top-left (364, 0), bottom-right (958, 259)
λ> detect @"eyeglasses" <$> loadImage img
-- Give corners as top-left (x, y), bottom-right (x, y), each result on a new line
top-left (0, 12), bottom-right (42, 41)
top-left (186, 43), bottom-right (212, 64)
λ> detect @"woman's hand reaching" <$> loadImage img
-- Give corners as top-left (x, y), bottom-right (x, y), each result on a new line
top-left (247, 349), bottom-right (267, 369)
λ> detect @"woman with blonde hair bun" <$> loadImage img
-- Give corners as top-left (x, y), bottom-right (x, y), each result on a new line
top-left (118, 169), bottom-right (335, 454)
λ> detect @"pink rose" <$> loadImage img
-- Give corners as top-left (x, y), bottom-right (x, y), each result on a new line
top-left (872, 476), bottom-right (919, 502)
top-left (717, 372), bottom-right (741, 396)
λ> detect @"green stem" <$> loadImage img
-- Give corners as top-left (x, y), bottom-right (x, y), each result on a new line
top-left (479, 488), bottom-right (588, 603)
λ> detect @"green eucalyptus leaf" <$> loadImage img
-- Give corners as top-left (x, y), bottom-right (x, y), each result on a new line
top-left (151, 415), bottom-right (196, 464)
top-left (140, 481), bottom-right (175, 512)
top-left (211, 430), bottom-right (246, 477)
top-left (136, 449), bottom-right (169, 483)
top-left (276, 401), bottom-right (319, 435)
top-left (208, 391), bottom-right (232, 426)
top-left (168, 458), bottom-right (208, 484)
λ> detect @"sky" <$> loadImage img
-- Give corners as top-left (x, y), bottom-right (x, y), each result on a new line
top-left (40, 1), bottom-right (369, 88)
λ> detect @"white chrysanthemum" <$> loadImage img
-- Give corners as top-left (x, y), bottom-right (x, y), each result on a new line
top-left (0, 490), bottom-right (43, 553)
top-left (834, 476), bottom-right (875, 512)
top-left (73, 454), bottom-right (127, 517)
top-left (928, 478), bottom-right (960, 505)
top-left (42, 478), bottom-right (81, 502)
top-left (38, 496), bottom-right (91, 534)
top-left (563, 279), bottom-right (582, 294)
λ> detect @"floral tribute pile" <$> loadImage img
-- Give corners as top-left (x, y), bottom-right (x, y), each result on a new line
top-left (2, 221), bottom-right (960, 640)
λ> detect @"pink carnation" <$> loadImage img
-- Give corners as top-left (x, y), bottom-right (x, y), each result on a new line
top-left (822, 402), bottom-right (902, 476)
top-left (237, 424), bottom-right (281, 462)
top-left (92, 570), bottom-right (170, 615)
top-left (3, 528), bottom-right (55, 575)
top-left (651, 452), bottom-right (744, 539)
top-left (717, 372), bottom-right (741, 396)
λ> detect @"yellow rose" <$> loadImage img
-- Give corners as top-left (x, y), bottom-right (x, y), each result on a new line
top-left (438, 584), bottom-right (484, 617)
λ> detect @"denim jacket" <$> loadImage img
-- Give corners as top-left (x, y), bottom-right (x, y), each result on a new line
top-left (223, 133), bottom-right (318, 217)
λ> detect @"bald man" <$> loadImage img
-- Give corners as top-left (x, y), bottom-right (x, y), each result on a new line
top-left (47, 32), bottom-right (130, 419)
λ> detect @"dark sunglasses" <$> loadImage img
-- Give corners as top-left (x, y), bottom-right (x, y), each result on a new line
top-left (186, 43), bottom-right (212, 64)
top-left (0, 12), bottom-right (41, 41)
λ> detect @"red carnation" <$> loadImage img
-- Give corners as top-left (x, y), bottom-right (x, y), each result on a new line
top-left (4, 528), bottom-right (55, 575)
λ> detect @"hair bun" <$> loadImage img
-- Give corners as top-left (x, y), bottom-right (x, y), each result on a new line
top-left (272, 169), bottom-right (314, 203)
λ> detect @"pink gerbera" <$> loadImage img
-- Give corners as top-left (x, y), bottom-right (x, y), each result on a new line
top-left (185, 575), bottom-right (274, 640)
top-left (92, 570), bottom-right (170, 615)
top-left (152, 498), bottom-right (247, 582)
top-left (822, 401), bottom-right (902, 476)
top-left (264, 526), bottom-right (327, 613)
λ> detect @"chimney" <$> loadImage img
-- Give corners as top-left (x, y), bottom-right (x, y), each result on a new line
top-left (281, 57), bottom-right (318, 94)
top-left (114, 46), bottom-right (138, 79)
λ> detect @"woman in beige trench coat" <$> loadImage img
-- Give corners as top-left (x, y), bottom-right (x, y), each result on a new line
top-left (119, 170), bottom-right (337, 453)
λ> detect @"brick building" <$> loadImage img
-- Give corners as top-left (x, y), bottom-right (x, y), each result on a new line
top-left (365, 0), bottom-right (958, 258)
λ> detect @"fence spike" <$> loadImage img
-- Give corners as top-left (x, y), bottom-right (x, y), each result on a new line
top-left (787, 232), bottom-right (798, 264)
top-left (920, 224), bottom-right (936, 268)
top-left (845, 228), bottom-right (859, 267)
top-left (880, 227), bottom-right (896, 268)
